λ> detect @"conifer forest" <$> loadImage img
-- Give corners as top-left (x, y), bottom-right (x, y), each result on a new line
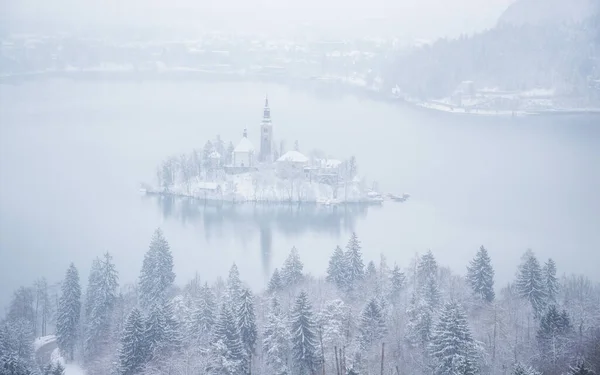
top-left (1, 230), bottom-right (599, 375)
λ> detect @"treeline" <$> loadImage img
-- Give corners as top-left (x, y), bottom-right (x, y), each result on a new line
top-left (385, 13), bottom-right (600, 101)
top-left (2, 231), bottom-right (600, 375)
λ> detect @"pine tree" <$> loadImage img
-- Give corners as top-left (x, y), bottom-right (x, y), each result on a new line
top-left (237, 288), bottom-right (257, 364)
top-left (263, 298), bottom-right (290, 375)
top-left (326, 246), bottom-right (348, 290)
top-left (516, 249), bottom-right (547, 317)
top-left (358, 298), bottom-right (387, 349)
top-left (191, 282), bottom-right (216, 344)
top-left (118, 307), bottom-right (147, 375)
top-left (144, 302), bottom-right (181, 362)
top-left (227, 263), bottom-right (243, 310)
top-left (406, 293), bottom-right (433, 348)
top-left (429, 301), bottom-right (479, 375)
top-left (281, 247), bottom-right (304, 288)
top-left (466, 246), bottom-right (495, 303)
top-left (366, 260), bottom-right (377, 279)
top-left (267, 268), bottom-right (283, 293)
top-left (139, 228), bottom-right (175, 310)
top-left (543, 258), bottom-right (559, 305)
top-left (210, 305), bottom-right (244, 375)
top-left (417, 250), bottom-right (438, 287)
top-left (389, 264), bottom-right (406, 302)
top-left (345, 233), bottom-right (364, 288)
top-left (422, 275), bottom-right (441, 310)
top-left (317, 299), bottom-right (351, 353)
top-left (56, 263), bottom-right (82, 361)
top-left (537, 305), bottom-right (572, 372)
top-left (290, 291), bottom-right (320, 375)
top-left (84, 252), bottom-right (119, 362)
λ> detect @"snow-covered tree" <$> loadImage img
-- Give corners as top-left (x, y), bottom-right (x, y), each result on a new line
top-left (417, 250), bottom-right (438, 287)
top-left (0, 319), bottom-right (36, 373)
top-left (543, 258), bottom-right (559, 305)
top-left (389, 264), bottom-right (406, 302)
top-left (569, 363), bottom-right (595, 375)
top-left (144, 301), bottom-right (181, 362)
top-left (345, 233), bottom-right (364, 289)
top-left (358, 298), bottom-right (387, 350)
top-left (281, 247), bottom-right (304, 288)
top-left (366, 260), bottom-right (377, 280)
top-left (406, 293), bottom-right (433, 348)
top-left (326, 246), bottom-right (348, 290)
top-left (84, 252), bottom-right (119, 362)
top-left (209, 304), bottom-right (245, 375)
top-left (56, 263), bottom-right (82, 361)
top-left (422, 275), bottom-right (441, 310)
top-left (317, 299), bottom-right (352, 351)
top-left (429, 301), bottom-right (479, 375)
top-left (516, 250), bottom-right (547, 317)
top-left (237, 288), bottom-right (257, 362)
top-left (268, 268), bottom-right (283, 294)
top-left (466, 246), bottom-right (495, 303)
top-left (263, 298), bottom-right (290, 375)
top-left (290, 291), bottom-right (320, 375)
top-left (190, 282), bottom-right (216, 344)
top-left (227, 264), bottom-right (243, 310)
top-left (512, 363), bottom-right (541, 375)
top-left (536, 305), bottom-right (572, 373)
top-left (139, 228), bottom-right (175, 310)
top-left (118, 307), bottom-right (147, 375)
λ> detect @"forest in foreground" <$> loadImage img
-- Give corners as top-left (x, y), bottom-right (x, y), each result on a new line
top-left (1, 229), bottom-right (599, 375)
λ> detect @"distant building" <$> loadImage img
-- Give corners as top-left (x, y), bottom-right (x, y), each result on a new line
top-left (259, 96), bottom-right (273, 163)
top-left (232, 129), bottom-right (255, 168)
top-left (276, 150), bottom-right (309, 177)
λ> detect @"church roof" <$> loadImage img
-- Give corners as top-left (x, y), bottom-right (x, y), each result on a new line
top-left (277, 150), bottom-right (309, 163)
top-left (234, 137), bottom-right (254, 153)
top-left (208, 151), bottom-right (221, 159)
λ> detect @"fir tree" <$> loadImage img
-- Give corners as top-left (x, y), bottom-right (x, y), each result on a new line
top-left (417, 250), bottom-right (438, 287)
top-left (144, 302), bottom-right (181, 362)
top-left (326, 246), bottom-right (348, 290)
top-left (191, 282), bottom-right (216, 344)
top-left (466, 246), bottom-right (495, 303)
top-left (263, 298), bottom-right (290, 375)
top-left (358, 298), bottom-right (387, 349)
top-left (429, 302), bottom-right (479, 375)
top-left (345, 233), bottom-right (364, 288)
top-left (537, 305), bottom-right (572, 372)
top-left (237, 288), bottom-right (257, 363)
top-left (543, 258), bottom-right (559, 305)
top-left (211, 304), bottom-right (244, 374)
top-left (227, 263), bottom-right (243, 310)
top-left (406, 293), bottom-right (433, 348)
top-left (267, 268), bottom-right (283, 293)
top-left (139, 228), bottom-right (175, 310)
top-left (118, 307), bottom-right (147, 375)
top-left (516, 249), bottom-right (547, 317)
top-left (366, 260), bottom-right (377, 279)
top-left (84, 252), bottom-right (119, 362)
top-left (389, 264), bottom-right (406, 302)
top-left (290, 291), bottom-right (320, 375)
top-left (422, 275), bottom-right (441, 310)
top-left (281, 247), bottom-right (304, 288)
top-left (317, 299), bottom-right (351, 353)
top-left (56, 263), bottom-right (82, 361)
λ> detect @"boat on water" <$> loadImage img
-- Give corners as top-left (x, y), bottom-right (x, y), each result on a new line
top-left (388, 193), bottom-right (410, 202)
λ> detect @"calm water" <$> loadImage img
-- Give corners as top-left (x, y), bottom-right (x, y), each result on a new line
top-left (1, 79), bottom-right (599, 308)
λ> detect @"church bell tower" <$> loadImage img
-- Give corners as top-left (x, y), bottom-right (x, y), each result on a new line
top-left (259, 96), bottom-right (273, 162)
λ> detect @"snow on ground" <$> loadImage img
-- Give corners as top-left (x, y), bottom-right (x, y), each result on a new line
top-left (51, 348), bottom-right (87, 375)
top-left (34, 335), bottom-right (56, 351)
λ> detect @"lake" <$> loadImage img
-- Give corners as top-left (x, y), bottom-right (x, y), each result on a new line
top-left (1, 78), bottom-right (599, 308)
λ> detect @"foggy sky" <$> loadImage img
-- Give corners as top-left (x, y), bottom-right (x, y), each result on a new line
top-left (1, 0), bottom-right (515, 38)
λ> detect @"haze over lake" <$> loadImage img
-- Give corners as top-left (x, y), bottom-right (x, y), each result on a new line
top-left (1, 78), bottom-right (599, 308)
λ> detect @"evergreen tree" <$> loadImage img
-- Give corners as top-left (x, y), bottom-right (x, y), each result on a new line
top-left (84, 252), bottom-right (119, 362)
top-left (512, 363), bottom-right (541, 375)
top-left (56, 263), bottom-right (82, 361)
top-left (417, 250), bottom-right (438, 287)
top-left (429, 302), bottom-right (479, 375)
top-left (358, 298), bottom-right (387, 349)
top-left (84, 258), bottom-right (101, 320)
top-left (139, 228), bottom-right (175, 310)
top-left (326, 246), bottom-right (348, 290)
top-left (267, 268), bottom-right (283, 293)
top-left (570, 363), bottom-right (595, 375)
top-left (263, 298), bottom-right (290, 375)
top-left (227, 263), bottom-right (243, 310)
top-left (345, 233), bottom-right (364, 288)
top-left (536, 305), bottom-right (572, 373)
top-left (144, 301), bottom-right (181, 362)
top-left (211, 304), bottom-right (244, 374)
top-left (516, 249), bottom-right (547, 317)
top-left (406, 293), bottom-right (433, 348)
top-left (290, 291), bottom-right (320, 375)
top-left (191, 282), bottom-right (216, 344)
top-left (543, 258), bottom-right (559, 305)
top-left (389, 264), bottom-right (406, 302)
top-left (466, 246), bottom-right (495, 303)
top-left (366, 260), bottom-right (377, 279)
top-left (237, 288), bottom-right (257, 361)
top-left (118, 307), bottom-right (147, 375)
top-left (422, 275), bottom-right (441, 310)
top-left (317, 299), bottom-right (351, 353)
top-left (281, 247), bottom-right (304, 288)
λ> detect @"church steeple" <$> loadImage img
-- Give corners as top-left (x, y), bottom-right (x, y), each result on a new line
top-left (263, 95), bottom-right (271, 119)
top-left (259, 95), bottom-right (273, 163)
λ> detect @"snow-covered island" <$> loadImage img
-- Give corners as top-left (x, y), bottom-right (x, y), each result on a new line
top-left (142, 97), bottom-right (391, 205)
